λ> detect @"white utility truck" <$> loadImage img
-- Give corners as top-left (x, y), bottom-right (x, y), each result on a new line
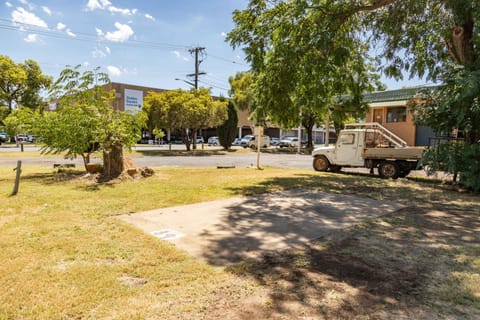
top-left (312, 123), bottom-right (425, 179)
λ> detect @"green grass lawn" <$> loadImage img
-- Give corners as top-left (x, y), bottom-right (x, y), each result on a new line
top-left (0, 166), bottom-right (479, 319)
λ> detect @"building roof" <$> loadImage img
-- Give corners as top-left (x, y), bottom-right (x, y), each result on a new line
top-left (362, 87), bottom-right (424, 103)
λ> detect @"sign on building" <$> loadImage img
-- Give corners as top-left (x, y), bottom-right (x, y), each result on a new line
top-left (124, 89), bottom-right (143, 113)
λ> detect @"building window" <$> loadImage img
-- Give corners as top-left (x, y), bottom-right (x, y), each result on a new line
top-left (386, 107), bottom-right (407, 123)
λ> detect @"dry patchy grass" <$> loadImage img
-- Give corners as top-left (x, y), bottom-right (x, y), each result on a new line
top-left (0, 166), bottom-right (479, 319)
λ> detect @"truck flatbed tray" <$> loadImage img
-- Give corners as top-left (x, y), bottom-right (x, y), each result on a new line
top-left (362, 147), bottom-right (425, 160)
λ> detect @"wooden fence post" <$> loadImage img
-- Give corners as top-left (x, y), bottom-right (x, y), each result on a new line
top-left (12, 160), bottom-right (22, 196)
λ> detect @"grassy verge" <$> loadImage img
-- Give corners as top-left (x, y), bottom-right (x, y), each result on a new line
top-left (0, 166), bottom-right (479, 319)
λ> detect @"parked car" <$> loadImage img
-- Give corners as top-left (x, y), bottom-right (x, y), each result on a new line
top-left (0, 132), bottom-right (8, 143)
top-left (241, 135), bottom-right (270, 148)
top-left (232, 138), bottom-right (242, 146)
top-left (278, 136), bottom-right (301, 148)
top-left (16, 134), bottom-right (29, 143)
top-left (27, 135), bottom-right (37, 143)
top-left (270, 137), bottom-right (280, 146)
top-left (195, 136), bottom-right (204, 144)
top-left (207, 136), bottom-right (219, 146)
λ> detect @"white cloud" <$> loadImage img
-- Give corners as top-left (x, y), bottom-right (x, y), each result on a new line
top-left (18, 0), bottom-right (33, 10)
top-left (221, 32), bottom-right (227, 37)
top-left (105, 46), bottom-right (111, 54)
top-left (86, 0), bottom-right (138, 18)
top-left (24, 33), bottom-right (38, 43)
top-left (104, 22), bottom-right (133, 42)
top-left (42, 6), bottom-right (51, 16)
top-left (91, 47), bottom-right (107, 58)
top-left (107, 65), bottom-right (126, 77)
top-left (145, 13), bottom-right (155, 21)
top-left (5, 2), bottom-right (12, 7)
top-left (83, 61), bottom-right (90, 67)
top-left (173, 50), bottom-right (189, 62)
top-left (66, 28), bottom-right (76, 37)
top-left (12, 7), bottom-right (48, 28)
top-left (56, 22), bottom-right (66, 30)
top-left (108, 6), bottom-right (137, 15)
top-left (86, 0), bottom-right (111, 11)
top-left (95, 27), bottom-right (104, 36)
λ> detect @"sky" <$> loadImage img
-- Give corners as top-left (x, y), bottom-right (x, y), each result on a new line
top-left (0, 0), bottom-right (427, 97)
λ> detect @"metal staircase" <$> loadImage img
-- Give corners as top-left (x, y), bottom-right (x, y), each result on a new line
top-left (344, 122), bottom-right (408, 147)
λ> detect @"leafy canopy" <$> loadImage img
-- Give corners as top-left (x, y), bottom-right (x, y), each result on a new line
top-left (228, 0), bottom-right (383, 129)
top-left (0, 55), bottom-right (51, 112)
top-left (144, 88), bottom-right (228, 150)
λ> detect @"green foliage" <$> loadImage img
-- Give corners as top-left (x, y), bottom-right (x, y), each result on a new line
top-left (422, 141), bottom-right (480, 191)
top-left (217, 100), bottom-right (238, 150)
top-left (144, 88), bottom-right (227, 151)
top-left (34, 104), bottom-right (100, 162)
top-left (412, 66), bottom-right (480, 143)
top-left (459, 143), bottom-right (480, 192)
top-left (228, 71), bottom-right (255, 111)
top-left (3, 108), bottom-right (36, 137)
top-left (0, 55), bottom-right (51, 111)
top-left (228, 0), bottom-right (382, 131)
top-left (0, 106), bottom-right (8, 126)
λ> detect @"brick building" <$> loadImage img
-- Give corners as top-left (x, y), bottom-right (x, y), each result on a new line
top-left (363, 87), bottom-right (436, 146)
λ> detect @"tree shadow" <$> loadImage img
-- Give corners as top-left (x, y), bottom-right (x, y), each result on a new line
top-left (223, 206), bottom-right (480, 318)
top-left (134, 150), bottom-right (232, 157)
top-left (17, 170), bottom-right (87, 185)
top-left (195, 174), bottom-right (480, 318)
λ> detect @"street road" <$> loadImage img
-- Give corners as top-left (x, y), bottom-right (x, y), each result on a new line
top-left (0, 144), bottom-right (314, 170)
top-left (0, 144), bottom-right (437, 178)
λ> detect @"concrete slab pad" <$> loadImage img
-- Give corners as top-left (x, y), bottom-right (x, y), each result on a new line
top-left (119, 190), bottom-right (404, 266)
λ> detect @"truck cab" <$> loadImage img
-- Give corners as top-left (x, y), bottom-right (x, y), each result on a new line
top-left (312, 123), bottom-right (424, 179)
top-left (313, 129), bottom-right (366, 168)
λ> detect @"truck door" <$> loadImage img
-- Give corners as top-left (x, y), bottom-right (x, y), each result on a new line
top-left (335, 132), bottom-right (364, 166)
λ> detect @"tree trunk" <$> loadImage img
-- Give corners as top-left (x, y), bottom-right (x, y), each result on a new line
top-left (301, 113), bottom-right (316, 152)
top-left (103, 144), bottom-right (124, 179)
top-left (81, 153), bottom-right (91, 171)
top-left (192, 129), bottom-right (198, 150)
top-left (180, 130), bottom-right (191, 151)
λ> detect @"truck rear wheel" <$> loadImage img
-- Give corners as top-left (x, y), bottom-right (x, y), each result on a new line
top-left (378, 161), bottom-right (399, 179)
top-left (313, 155), bottom-right (329, 171)
top-left (398, 169), bottom-right (411, 178)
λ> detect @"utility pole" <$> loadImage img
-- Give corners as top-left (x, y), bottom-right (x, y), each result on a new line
top-left (187, 47), bottom-right (206, 89)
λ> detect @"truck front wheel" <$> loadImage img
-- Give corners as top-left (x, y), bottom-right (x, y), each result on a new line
top-left (378, 161), bottom-right (399, 179)
top-left (313, 155), bottom-right (329, 171)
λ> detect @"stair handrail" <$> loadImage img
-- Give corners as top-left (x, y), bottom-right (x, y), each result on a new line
top-left (344, 122), bottom-right (408, 147)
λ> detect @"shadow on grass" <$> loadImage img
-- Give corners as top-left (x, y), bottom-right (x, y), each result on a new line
top-left (134, 149), bottom-right (236, 157)
top-left (194, 173), bottom-right (480, 318)
top-left (224, 206), bottom-right (480, 318)
top-left (18, 169), bottom-right (116, 192)
top-left (213, 179), bottom-right (480, 318)
top-left (18, 169), bottom-right (87, 185)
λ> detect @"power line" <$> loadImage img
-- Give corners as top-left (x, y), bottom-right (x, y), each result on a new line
top-left (1, 20), bottom-right (249, 69)
top-left (198, 79), bottom-right (229, 91)
top-left (0, 19), bottom-right (190, 50)
top-left (208, 53), bottom-right (249, 67)
top-left (203, 75), bottom-right (229, 88)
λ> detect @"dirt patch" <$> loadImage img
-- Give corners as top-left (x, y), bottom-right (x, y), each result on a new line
top-left (210, 206), bottom-right (480, 319)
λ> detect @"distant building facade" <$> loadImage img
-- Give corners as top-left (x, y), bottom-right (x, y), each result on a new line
top-left (103, 82), bottom-right (435, 146)
top-left (363, 87), bottom-right (436, 146)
